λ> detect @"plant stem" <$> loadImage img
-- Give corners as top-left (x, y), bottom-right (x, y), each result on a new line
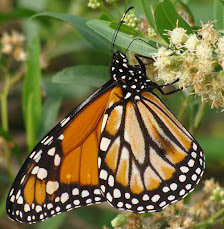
top-left (189, 102), bottom-right (208, 135)
top-left (1, 73), bottom-right (10, 132)
top-left (113, 2), bottom-right (121, 19)
top-left (191, 208), bottom-right (224, 229)
top-left (177, 94), bottom-right (191, 122)
top-left (0, 72), bottom-right (14, 178)
top-left (100, 4), bottom-right (116, 20)
top-left (5, 148), bottom-right (13, 179)
top-left (10, 68), bottom-right (24, 86)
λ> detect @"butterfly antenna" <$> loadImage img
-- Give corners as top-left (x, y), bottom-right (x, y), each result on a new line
top-left (111, 6), bottom-right (134, 54)
top-left (125, 37), bottom-right (150, 54)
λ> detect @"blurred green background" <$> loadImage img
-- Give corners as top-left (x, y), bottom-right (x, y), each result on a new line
top-left (0, 0), bottom-right (223, 228)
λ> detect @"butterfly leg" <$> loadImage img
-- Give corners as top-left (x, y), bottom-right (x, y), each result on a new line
top-left (155, 80), bottom-right (183, 95)
top-left (134, 54), bottom-right (155, 73)
top-left (134, 53), bottom-right (182, 95)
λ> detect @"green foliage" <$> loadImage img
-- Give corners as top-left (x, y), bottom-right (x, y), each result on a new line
top-left (1, 0), bottom-right (224, 228)
top-left (87, 20), bottom-right (157, 55)
top-left (23, 35), bottom-right (42, 151)
top-left (154, 0), bottom-right (193, 42)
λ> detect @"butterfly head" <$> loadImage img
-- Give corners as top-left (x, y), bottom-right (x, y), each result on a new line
top-left (111, 50), bottom-right (133, 80)
top-left (111, 50), bottom-right (151, 97)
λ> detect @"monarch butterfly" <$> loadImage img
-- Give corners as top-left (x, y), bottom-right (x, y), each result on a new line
top-left (6, 7), bottom-right (205, 224)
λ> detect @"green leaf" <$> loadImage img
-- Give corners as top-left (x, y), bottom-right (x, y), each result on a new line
top-left (37, 212), bottom-right (66, 229)
top-left (214, 0), bottom-right (224, 30)
top-left (197, 136), bottom-right (224, 162)
top-left (87, 20), bottom-right (157, 56)
top-left (0, 191), bottom-right (9, 217)
top-left (52, 66), bottom-right (110, 87)
top-left (37, 85), bottom-right (63, 141)
top-left (218, 0), bottom-right (224, 5)
top-left (33, 12), bottom-right (111, 53)
top-left (139, 0), bottom-right (158, 31)
top-left (23, 35), bottom-right (42, 151)
top-left (111, 214), bottom-right (128, 227)
top-left (109, 22), bottom-right (142, 37)
top-left (176, 0), bottom-right (195, 25)
top-left (0, 128), bottom-right (22, 164)
top-left (18, 0), bottom-right (47, 11)
top-left (154, 0), bottom-right (193, 43)
top-left (0, 8), bottom-right (36, 23)
top-left (99, 13), bottom-right (112, 21)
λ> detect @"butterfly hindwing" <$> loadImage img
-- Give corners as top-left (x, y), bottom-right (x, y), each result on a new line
top-left (6, 81), bottom-right (115, 223)
top-left (98, 89), bottom-right (205, 213)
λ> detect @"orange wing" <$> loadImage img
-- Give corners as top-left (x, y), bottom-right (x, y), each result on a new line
top-left (6, 85), bottom-right (114, 223)
top-left (98, 90), bottom-right (205, 213)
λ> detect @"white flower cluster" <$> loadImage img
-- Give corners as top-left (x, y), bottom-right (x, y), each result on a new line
top-left (0, 30), bottom-right (26, 62)
top-left (154, 22), bottom-right (224, 110)
top-left (124, 12), bottom-right (140, 31)
top-left (87, 0), bottom-right (102, 9)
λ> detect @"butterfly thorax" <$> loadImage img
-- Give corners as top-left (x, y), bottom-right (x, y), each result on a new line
top-left (111, 51), bottom-right (151, 98)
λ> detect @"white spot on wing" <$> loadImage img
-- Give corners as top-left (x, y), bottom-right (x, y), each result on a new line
top-left (188, 159), bottom-right (195, 167)
top-left (99, 169), bottom-right (108, 180)
top-left (170, 183), bottom-right (178, 191)
top-left (58, 134), bottom-right (64, 140)
top-left (46, 181), bottom-right (59, 195)
top-left (31, 166), bottom-right (39, 175)
top-left (132, 198), bottom-right (139, 204)
top-left (101, 114), bottom-right (108, 132)
top-left (33, 150), bottom-right (42, 161)
top-left (151, 194), bottom-right (160, 202)
top-left (61, 117), bottom-right (70, 127)
top-left (44, 136), bottom-right (53, 145)
top-left (117, 202), bottom-right (123, 207)
top-left (124, 92), bottom-right (132, 99)
top-left (16, 190), bottom-right (21, 199)
top-left (159, 201), bottom-right (166, 207)
top-left (168, 195), bottom-right (175, 201)
top-left (29, 151), bottom-right (36, 159)
top-left (143, 194), bottom-right (149, 201)
top-left (17, 196), bottom-right (23, 204)
top-left (35, 205), bottom-right (42, 213)
top-left (81, 190), bottom-right (90, 198)
top-left (191, 174), bottom-right (197, 181)
top-left (125, 193), bottom-right (130, 199)
top-left (193, 143), bottom-right (197, 150)
top-left (125, 203), bottom-right (132, 209)
top-left (24, 204), bottom-right (30, 212)
top-left (47, 203), bottom-right (53, 209)
top-left (179, 174), bottom-right (186, 182)
top-left (54, 154), bottom-right (61, 166)
top-left (108, 175), bottom-right (114, 187)
top-left (72, 188), bottom-right (79, 196)
top-left (37, 168), bottom-right (48, 180)
top-left (100, 137), bottom-right (111, 151)
top-left (179, 189), bottom-right (186, 196)
top-left (180, 166), bottom-right (189, 173)
top-left (73, 200), bottom-right (80, 205)
top-left (61, 192), bottom-right (69, 203)
top-left (20, 175), bottom-right (26, 184)
top-left (48, 147), bottom-right (56, 156)
top-left (106, 193), bottom-right (113, 202)
top-left (113, 189), bottom-right (121, 198)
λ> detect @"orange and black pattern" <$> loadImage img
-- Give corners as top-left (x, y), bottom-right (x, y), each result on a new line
top-left (6, 50), bottom-right (205, 223)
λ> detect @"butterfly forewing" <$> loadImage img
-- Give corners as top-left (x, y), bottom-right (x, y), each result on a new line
top-left (6, 85), bottom-right (115, 223)
top-left (98, 90), bottom-right (205, 213)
